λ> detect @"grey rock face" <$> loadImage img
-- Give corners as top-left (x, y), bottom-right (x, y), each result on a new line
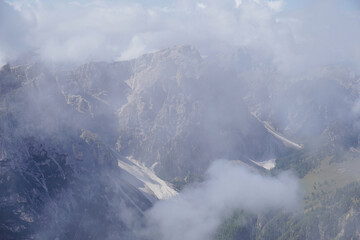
top-left (239, 60), bottom-right (360, 147)
top-left (112, 46), bottom-right (287, 179)
top-left (0, 64), bottom-right (151, 240)
top-left (51, 45), bottom-right (287, 179)
top-left (0, 45), bottom-right (290, 239)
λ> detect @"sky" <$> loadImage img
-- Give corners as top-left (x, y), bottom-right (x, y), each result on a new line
top-left (1, 0), bottom-right (360, 73)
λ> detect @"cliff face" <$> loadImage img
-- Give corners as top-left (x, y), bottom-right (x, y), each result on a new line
top-left (2, 44), bottom-right (360, 239)
top-left (55, 45), bottom-right (287, 179)
top-left (241, 63), bottom-right (359, 145)
top-left (61, 45), bottom-right (287, 179)
top-left (0, 63), bottom-right (151, 240)
top-left (0, 45), bottom-right (289, 239)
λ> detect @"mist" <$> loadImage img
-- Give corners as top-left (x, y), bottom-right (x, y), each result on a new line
top-left (143, 160), bottom-right (301, 240)
top-left (1, 0), bottom-right (359, 74)
top-left (1, 0), bottom-right (360, 239)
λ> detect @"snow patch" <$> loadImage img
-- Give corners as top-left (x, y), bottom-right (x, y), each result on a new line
top-left (118, 157), bottom-right (177, 200)
top-left (252, 113), bottom-right (303, 150)
top-left (256, 158), bottom-right (276, 170)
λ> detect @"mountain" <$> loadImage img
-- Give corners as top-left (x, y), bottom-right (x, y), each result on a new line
top-left (241, 64), bottom-right (359, 144)
top-left (0, 45), bottom-right (292, 239)
top-left (208, 53), bottom-right (360, 240)
top-left (2, 44), bottom-right (360, 240)
top-left (0, 61), bottom-right (155, 239)
top-left (56, 45), bottom-right (290, 180)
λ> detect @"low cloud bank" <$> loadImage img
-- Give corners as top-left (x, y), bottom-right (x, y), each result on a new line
top-left (144, 160), bottom-right (301, 240)
top-left (1, 0), bottom-right (359, 73)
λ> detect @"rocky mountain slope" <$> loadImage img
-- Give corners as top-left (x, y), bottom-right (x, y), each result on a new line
top-left (0, 60), bottom-right (151, 239)
top-left (3, 44), bottom-right (360, 240)
top-left (60, 45), bottom-right (290, 179)
top-left (0, 45), bottom-right (292, 239)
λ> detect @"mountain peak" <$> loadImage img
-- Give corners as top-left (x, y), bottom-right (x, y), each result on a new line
top-left (132, 44), bottom-right (202, 66)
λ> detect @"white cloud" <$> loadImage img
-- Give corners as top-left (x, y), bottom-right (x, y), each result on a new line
top-left (0, 0), bottom-right (359, 73)
top-left (234, 0), bottom-right (242, 8)
top-left (267, 0), bottom-right (283, 11)
top-left (0, 0), bottom-right (31, 66)
top-left (144, 160), bottom-right (301, 240)
top-left (117, 35), bottom-right (149, 61)
top-left (197, 2), bottom-right (207, 9)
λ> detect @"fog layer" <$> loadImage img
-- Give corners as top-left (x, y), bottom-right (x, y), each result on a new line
top-left (1, 0), bottom-right (360, 73)
top-left (144, 160), bottom-right (301, 240)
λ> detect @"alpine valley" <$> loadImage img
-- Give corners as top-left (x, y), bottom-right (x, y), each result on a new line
top-left (1, 45), bottom-right (360, 240)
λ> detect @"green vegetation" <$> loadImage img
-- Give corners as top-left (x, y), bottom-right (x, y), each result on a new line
top-left (216, 182), bottom-right (360, 240)
top-left (216, 145), bottom-right (360, 240)
top-left (273, 147), bottom-right (331, 178)
top-left (214, 211), bottom-right (256, 240)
